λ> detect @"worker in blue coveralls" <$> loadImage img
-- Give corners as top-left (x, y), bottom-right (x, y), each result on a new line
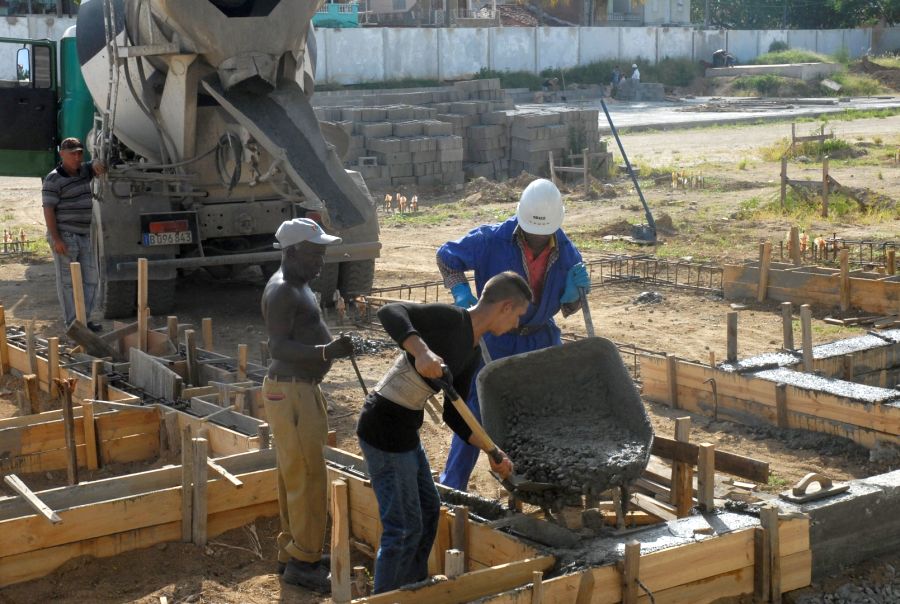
top-left (435, 178), bottom-right (590, 491)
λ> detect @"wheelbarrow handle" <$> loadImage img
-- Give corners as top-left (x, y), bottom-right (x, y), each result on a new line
top-left (579, 287), bottom-right (596, 338)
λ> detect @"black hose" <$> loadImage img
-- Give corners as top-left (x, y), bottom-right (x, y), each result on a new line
top-left (216, 133), bottom-right (242, 192)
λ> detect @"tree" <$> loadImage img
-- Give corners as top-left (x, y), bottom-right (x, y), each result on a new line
top-left (692, 0), bottom-right (899, 28)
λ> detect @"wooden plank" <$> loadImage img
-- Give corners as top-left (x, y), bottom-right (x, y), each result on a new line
top-left (138, 258), bottom-right (148, 352)
top-left (48, 337), bottom-right (60, 399)
top-left (652, 434), bottom-right (769, 483)
top-left (237, 344), bottom-right (248, 381)
top-left (631, 493), bottom-right (677, 522)
top-left (839, 249), bottom-right (850, 311)
top-left (81, 401), bottom-right (99, 470)
top-left (775, 383), bottom-right (789, 429)
top-left (180, 426), bottom-right (193, 542)
top-left (70, 262), bottom-right (87, 326)
top-left (0, 306), bottom-right (10, 375)
top-left (757, 242), bottom-right (772, 302)
top-left (754, 526), bottom-right (770, 602)
top-left (59, 379), bottom-right (78, 485)
top-left (185, 330), bottom-right (198, 386)
top-left (531, 571), bottom-right (543, 604)
top-left (331, 479), bottom-right (352, 603)
top-left (622, 540), bottom-right (640, 604)
top-left (666, 354), bottom-right (678, 408)
top-left (3, 474), bottom-right (61, 524)
top-left (167, 316), bottom-right (179, 347)
top-left (696, 443), bottom-right (715, 511)
top-left (26, 319), bottom-right (36, 376)
top-left (789, 227), bottom-right (801, 265)
top-left (192, 437), bottom-right (209, 546)
top-left (99, 432), bottom-right (160, 465)
top-left (358, 557), bottom-right (555, 604)
top-left (23, 374), bottom-right (40, 415)
top-left (202, 318), bottom-right (213, 351)
top-left (671, 418), bottom-right (693, 517)
top-left (760, 504), bottom-right (781, 604)
top-left (207, 458), bottom-right (243, 488)
top-left (800, 305), bottom-right (813, 372)
top-left (727, 312), bottom-right (738, 362)
top-left (781, 302), bottom-right (794, 350)
top-left (887, 248), bottom-right (896, 276)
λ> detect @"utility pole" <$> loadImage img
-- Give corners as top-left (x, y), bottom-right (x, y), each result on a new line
top-left (704, 0), bottom-right (710, 27)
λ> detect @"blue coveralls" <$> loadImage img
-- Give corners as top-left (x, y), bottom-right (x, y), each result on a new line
top-left (435, 216), bottom-right (583, 490)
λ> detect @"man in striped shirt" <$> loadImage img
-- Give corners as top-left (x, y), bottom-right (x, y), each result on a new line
top-left (42, 137), bottom-right (106, 331)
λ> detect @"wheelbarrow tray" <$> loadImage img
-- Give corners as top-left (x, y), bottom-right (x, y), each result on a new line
top-left (477, 337), bottom-right (654, 505)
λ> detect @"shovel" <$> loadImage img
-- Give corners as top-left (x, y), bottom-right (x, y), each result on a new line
top-left (578, 287), bottom-right (596, 337)
top-left (434, 368), bottom-right (554, 494)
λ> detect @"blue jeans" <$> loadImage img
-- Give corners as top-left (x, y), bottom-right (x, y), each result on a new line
top-left (49, 230), bottom-right (98, 326)
top-left (359, 439), bottom-right (440, 594)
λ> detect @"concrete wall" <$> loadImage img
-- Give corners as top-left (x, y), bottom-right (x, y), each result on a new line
top-left (0, 18), bottom-right (890, 86)
top-left (643, 0), bottom-right (691, 26)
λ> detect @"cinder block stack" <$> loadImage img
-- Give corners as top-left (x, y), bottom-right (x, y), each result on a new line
top-left (507, 108), bottom-right (601, 176)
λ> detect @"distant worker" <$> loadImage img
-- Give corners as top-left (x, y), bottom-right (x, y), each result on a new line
top-left (712, 49), bottom-right (736, 68)
top-left (356, 272), bottom-right (526, 593)
top-left (261, 217), bottom-right (355, 593)
top-left (611, 65), bottom-right (622, 89)
top-left (42, 137), bottom-right (105, 332)
top-left (435, 178), bottom-right (590, 491)
top-left (542, 77), bottom-right (560, 92)
top-left (631, 63), bottom-right (641, 82)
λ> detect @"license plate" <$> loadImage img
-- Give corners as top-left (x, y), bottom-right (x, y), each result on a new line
top-left (142, 231), bottom-right (193, 246)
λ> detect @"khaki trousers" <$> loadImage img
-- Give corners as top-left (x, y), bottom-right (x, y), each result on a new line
top-left (262, 377), bottom-right (329, 564)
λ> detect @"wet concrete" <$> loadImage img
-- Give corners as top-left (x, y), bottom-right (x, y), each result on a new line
top-left (478, 338), bottom-right (653, 507)
top-left (752, 367), bottom-right (900, 404)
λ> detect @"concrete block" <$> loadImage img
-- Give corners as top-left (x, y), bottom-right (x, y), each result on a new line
top-left (389, 164), bottom-right (414, 178)
top-left (412, 151), bottom-right (438, 163)
top-left (341, 108), bottom-right (363, 122)
top-left (391, 176), bottom-right (417, 186)
top-left (777, 470), bottom-right (900, 579)
top-left (376, 151), bottom-right (413, 165)
top-left (468, 124), bottom-right (506, 139)
top-left (482, 111), bottom-right (512, 126)
top-left (413, 107), bottom-right (437, 119)
top-left (385, 106), bottom-right (415, 121)
top-left (416, 175), bottom-right (441, 187)
top-left (359, 122), bottom-right (394, 138)
top-left (408, 137), bottom-right (438, 153)
top-left (439, 148), bottom-right (465, 162)
top-left (436, 136), bottom-right (464, 150)
top-left (423, 121), bottom-right (453, 136)
top-left (450, 102), bottom-right (480, 115)
top-left (393, 121), bottom-right (424, 137)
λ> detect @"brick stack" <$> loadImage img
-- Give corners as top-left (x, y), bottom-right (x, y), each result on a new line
top-left (508, 108), bottom-right (601, 176)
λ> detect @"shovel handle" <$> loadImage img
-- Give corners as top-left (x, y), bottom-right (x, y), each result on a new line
top-left (437, 371), bottom-right (501, 460)
top-left (579, 287), bottom-right (596, 337)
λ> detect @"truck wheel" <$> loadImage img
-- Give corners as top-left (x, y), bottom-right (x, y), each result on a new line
top-left (311, 262), bottom-right (340, 307)
top-left (338, 259), bottom-right (375, 300)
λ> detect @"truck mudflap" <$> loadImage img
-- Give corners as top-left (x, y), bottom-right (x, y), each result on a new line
top-left (201, 78), bottom-right (370, 231)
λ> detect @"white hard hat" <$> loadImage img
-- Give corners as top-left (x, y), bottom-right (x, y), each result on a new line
top-left (516, 178), bottom-right (564, 235)
top-left (632, 63), bottom-right (638, 68)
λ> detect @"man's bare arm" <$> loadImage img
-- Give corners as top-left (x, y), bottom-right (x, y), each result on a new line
top-left (265, 285), bottom-right (328, 363)
top-left (42, 207), bottom-right (67, 255)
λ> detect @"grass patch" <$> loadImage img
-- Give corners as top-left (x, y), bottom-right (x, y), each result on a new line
top-left (827, 72), bottom-right (887, 96)
top-left (381, 203), bottom-right (475, 227)
top-left (736, 189), bottom-right (888, 225)
top-left (732, 74), bottom-right (804, 96)
top-left (869, 54), bottom-right (900, 69)
top-left (475, 68), bottom-right (543, 90)
top-left (752, 50), bottom-right (831, 65)
top-left (760, 130), bottom-right (853, 162)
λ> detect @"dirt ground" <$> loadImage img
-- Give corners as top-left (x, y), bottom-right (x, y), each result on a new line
top-left (0, 115), bottom-right (898, 603)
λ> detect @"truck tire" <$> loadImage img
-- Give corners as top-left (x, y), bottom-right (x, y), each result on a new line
top-left (101, 279), bottom-right (176, 318)
top-left (311, 262), bottom-right (340, 307)
top-left (338, 259), bottom-right (375, 300)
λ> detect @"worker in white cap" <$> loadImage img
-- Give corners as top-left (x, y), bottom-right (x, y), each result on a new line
top-left (435, 178), bottom-right (590, 491)
top-left (631, 63), bottom-right (641, 82)
top-left (261, 217), bottom-right (354, 592)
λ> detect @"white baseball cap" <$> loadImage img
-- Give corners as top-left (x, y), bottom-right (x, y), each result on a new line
top-left (273, 218), bottom-right (342, 249)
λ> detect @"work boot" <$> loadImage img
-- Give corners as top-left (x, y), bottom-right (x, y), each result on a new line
top-left (87, 321), bottom-right (103, 333)
top-left (278, 554), bottom-right (329, 575)
top-left (282, 559), bottom-right (331, 593)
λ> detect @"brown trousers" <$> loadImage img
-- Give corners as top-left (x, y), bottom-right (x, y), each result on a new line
top-left (262, 377), bottom-right (329, 563)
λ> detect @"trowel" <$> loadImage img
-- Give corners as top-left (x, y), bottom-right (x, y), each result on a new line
top-left (778, 472), bottom-right (849, 504)
top-left (435, 370), bottom-right (554, 494)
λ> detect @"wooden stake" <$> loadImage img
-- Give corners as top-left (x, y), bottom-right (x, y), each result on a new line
top-left (760, 503), bottom-right (782, 603)
top-left (16, 390), bottom-right (27, 416)
top-left (789, 226), bottom-right (801, 265)
top-left (3, 474), bottom-right (62, 524)
top-left (697, 442), bottom-right (715, 511)
top-left (26, 319), bottom-right (36, 375)
top-left (666, 353), bottom-right (679, 409)
top-left (582, 147), bottom-right (590, 194)
top-left (48, 337), bottom-right (59, 399)
top-left (775, 383), bottom-right (789, 430)
top-left (531, 571), bottom-right (543, 604)
top-left (754, 526), bottom-right (771, 603)
top-left (887, 247), bottom-right (896, 276)
top-left (574, 567), bottom-right (595, 604)
top-left (185, 329), bottom-right (199, 386)
top-left (90, 359), bottom-right (103, 400)
top-left (452, 505), bottom-right (469, 557)
top-left (167, 316), bottom-right (178, 347)
top-left (327, 430), bottom-right (337, 448)
top-left (237, 344), bottom-right (248, 381)
top-left (0, 306), bottom-right (9, 375)
top-left (70, 261), bottom-right (87, 326)
top-left (352, 566), bottom-right (369, 598)
top-left (191, 436), bottom-right (208, 546)
top-left (842, 353), bottom-right (854, 381)
top-left (97, 373), bottom-right (109, 400)
top-left (800, 304), bottom-right (813, 372)
top-left (181, 426), bottom-right (193, 543)
top-left (445, 549), bottom-right (465, 579)
top-left (82, 400), bottom-right (99, 470)
top-left (257, 423), bottom-right (270, 450)
top-left (671, 417), bottom-right (693, 517)
top-left (839, 248), bottom-right (850, 311)
top-left (57, 378), bottom-right (79, 485)
top-left (202, 317), bottom-right (213, 350)
top-left (781, 302), bottom-right (794, 351)
top-left (708, 350), bottom-right (716, 367)
top-left (780, 156), bottom-right (787, 209)
top-left (23, 373), bottom-right (39, 414)
top-left (207, 458), bottom-right (244, 488)
top-left (821, 156), bottom-right (830, 218)
top-left (331, 478), bottom-right (352, 603)
top-left (138, 258), bottom-right (149, 352)
top-left (757, 241), bottom-right (772, 302)
top-left (259, 341), bottom-right (269, 366)
top-left (726, 311), bottom-right (738, 363)
top-left (622, 540), bottom-right (641, 604)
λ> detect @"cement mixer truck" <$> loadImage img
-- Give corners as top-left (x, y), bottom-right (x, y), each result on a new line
top-left (0, 0), bottom-right (380, 318)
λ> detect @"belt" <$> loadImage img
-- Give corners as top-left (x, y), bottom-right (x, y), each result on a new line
top-left (515, 323), bottom-right (549, 336)
top-left (266, 374), bottom-right (322, 385)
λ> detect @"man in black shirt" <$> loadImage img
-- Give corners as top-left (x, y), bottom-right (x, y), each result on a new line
top-left (356, 271), bottom-right (531, 594)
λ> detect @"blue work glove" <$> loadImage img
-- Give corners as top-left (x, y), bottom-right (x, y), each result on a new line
top-left (561, 263), bottom-right (590, 304)
top-left (451, 282), bottom-right (478, 308)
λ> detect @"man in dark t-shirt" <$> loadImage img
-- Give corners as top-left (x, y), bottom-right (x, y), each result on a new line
top-left (42, 137), bottom-right (105, 331)
top-left (356, 271), bottom-right (531, 594)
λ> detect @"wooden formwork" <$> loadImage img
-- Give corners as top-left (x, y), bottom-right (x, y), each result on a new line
top-left (641, 354), bottom-right (900, 449)
top-left (724, 260), bottom-right (900, 315)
